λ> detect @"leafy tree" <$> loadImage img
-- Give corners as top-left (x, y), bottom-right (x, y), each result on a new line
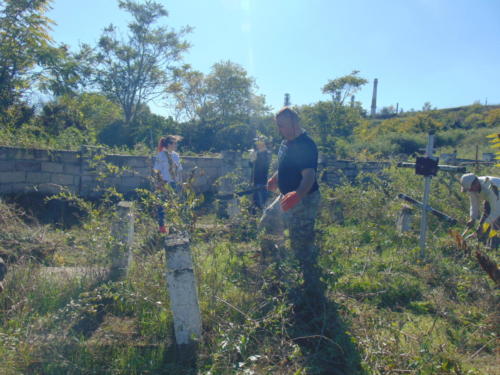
top-left (300, 101), bottom-right (366, 155)
top-left (98, 103), bottom-right (176, 148)
top-left (322, 70), bottom-right (368, 105)
top-left (0, 0), bottom-right (53, 121)
top-left (91, 0), bottom-right (191, 127)
top-left (38, 93), bottom-right (122, 138)
top-left (298, 72), bottom-right (368, 156)
top-left (38, 44), bottom-right (92, 97)
top-left (128, 104), bottom-right (177, 147)
top-left (421, 102), bottom-right (434, 112)
top-left (171, 66), bottom-right (207, 122)
top-left (202, 60), bottom-right (269, 124)
top-left (175, 61), bottom-right (271, 151)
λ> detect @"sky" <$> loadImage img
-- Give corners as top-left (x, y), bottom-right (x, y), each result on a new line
top-left (47, 0), bottom-right (500, 116)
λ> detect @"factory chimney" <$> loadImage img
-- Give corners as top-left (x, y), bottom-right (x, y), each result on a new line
top-left (370, 78), bottom-right (378, 116)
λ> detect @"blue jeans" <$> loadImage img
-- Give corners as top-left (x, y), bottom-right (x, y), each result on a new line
top-left (253, 184), bottom-right (268, 209)
top-left (157, 182), bottom-right (178, 227)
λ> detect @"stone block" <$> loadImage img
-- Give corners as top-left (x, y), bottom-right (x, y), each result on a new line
top-left (42, 162), bottom-right (64, 173)
top-left (54, 151), bottom-right (79, 163)
top-left (30, 149), bottom-right (50, 161)
top-left (105, 155), bottom-right (125, 167)
top-left (124, 156), bottom-right (149, 168)
top-left (26, 172), bottom-right (51, 184)
top-left (344, 169), bottom-right (358, 177)
top-left (0, 183), bottom-right (13, 193)
top-left (36, 183), bottom-right (66, 195)
top-left (133, 167), bottom-right (151, 178)
top-left (119, 176), bottom-right (145, 189)
top-left (14, 149), bottom-right (36, 160)
top-left (0, 171), bottom-right (25, 184)
top-left (15, 160), bottom-right (41, 172)
top-left (51, 173), bottom-right (75, 186)
top-left (0, 161), bottom-right (14, 171)
top-left (0, 147), bottom-right (10, 160)
top-left (63, 164), bottom-right (81, 175)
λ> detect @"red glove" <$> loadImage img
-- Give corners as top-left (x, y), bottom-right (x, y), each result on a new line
top-left (281, 191), bottom-right (301, 212)
top-left (267, 175), bottom-right (278, 192)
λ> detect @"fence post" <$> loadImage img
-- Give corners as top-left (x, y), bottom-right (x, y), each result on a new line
top-left (164, 235), bottom-right (202, 345)
top-left (110, 201), bottom-right (134, 281)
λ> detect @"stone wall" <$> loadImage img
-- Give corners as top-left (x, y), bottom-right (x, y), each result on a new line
top-left (0, 145), bottom-right (401, 198)
top-left (0, 146), bottom-right (247, 197)
top-left (320, 160), bottom-right (391, 186)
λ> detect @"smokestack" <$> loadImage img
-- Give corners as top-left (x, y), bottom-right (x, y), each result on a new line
top-left (284, 93), bottom-right (291, 106)
top-left (371, 78), bottom-right (378, 116)
top-left (350, 95), bottom-right (355, 107)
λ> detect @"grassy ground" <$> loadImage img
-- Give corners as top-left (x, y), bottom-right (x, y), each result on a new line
top-left (0, 166), bottom-right (498, 374)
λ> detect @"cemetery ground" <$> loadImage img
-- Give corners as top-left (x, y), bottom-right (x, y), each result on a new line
top-left (0, 166), bottom-right (498, 375)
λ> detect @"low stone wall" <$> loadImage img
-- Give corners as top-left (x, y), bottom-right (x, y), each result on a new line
top-left (0, 146), bottom-right (247, 197)
top-left (320, 160), bottom-right (391, 186)
top-left (0, 146), bottom-right (401, 198)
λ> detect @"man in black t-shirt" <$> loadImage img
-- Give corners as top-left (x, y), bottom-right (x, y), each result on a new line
top-left (267, 107), bottom-right (321, 291)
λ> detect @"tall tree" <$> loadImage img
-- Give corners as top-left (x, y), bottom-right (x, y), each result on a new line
top-left (322, 70), bottom-right (368, 105)
top-left (202, 60), bottom-right (268, 124)
top-left (299, 71), bottom-right (369, 156)
top-left (92, 0), bottom-right (191, 127)
top-left (171, 66), bottom-right (207, 122)
top-left (0, 0), bottom-right (53, 119)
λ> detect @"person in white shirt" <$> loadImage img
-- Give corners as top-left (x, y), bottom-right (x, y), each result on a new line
top-left (153, 135), bottom-right (183, 233)
top-left (460, 173), bottom-right (500, 237)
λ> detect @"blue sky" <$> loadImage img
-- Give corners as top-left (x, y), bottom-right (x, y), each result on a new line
top-left (48, 0), bottom-right (500, 115)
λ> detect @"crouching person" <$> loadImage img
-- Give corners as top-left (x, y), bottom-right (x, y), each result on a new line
top-left (460, 173), bottom-right (500, 248)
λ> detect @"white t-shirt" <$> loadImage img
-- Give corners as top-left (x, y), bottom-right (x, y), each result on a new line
top-left (153, 151), bottom-right (182, 183)
top-left (468, 176), bottom-right (500, 224)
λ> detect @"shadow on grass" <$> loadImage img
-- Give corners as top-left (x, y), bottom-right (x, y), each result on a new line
top-left (287, 280), bottom-right (365, 375)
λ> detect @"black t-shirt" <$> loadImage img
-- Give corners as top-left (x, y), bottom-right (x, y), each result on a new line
top-left (253, 150), bottom-right (271, 185)
top-left (278, 132), bottom-right (319, 195)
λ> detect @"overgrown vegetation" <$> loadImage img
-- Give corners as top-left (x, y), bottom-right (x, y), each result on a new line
top-left (0, 163), bottom-right (498, 374)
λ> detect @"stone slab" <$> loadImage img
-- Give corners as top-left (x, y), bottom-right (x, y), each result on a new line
top-left (0, 171), bottom-right (25, 184)
top-left (41, 162), bottom-right (64, 173)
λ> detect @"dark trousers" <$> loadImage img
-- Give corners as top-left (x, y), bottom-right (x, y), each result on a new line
top-left (253, 184), bottom-right (268, 209)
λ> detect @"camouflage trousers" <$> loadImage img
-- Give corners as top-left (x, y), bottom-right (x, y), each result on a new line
top-left (283, 190), bottom-right (321, 290)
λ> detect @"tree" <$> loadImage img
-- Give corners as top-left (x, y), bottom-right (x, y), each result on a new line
top-left (303, 71), bottom-right (368, 156)
top-left (322, 70), bottom-right (368, 105)
top-left (171, 66), bottom-right (207, 122)
top-left (301, 101), bottom-right (366, 154)
top-left (0, 0), bottom-right (53, 120)
top-left (421, 102), bottom-right (434, 112)
top-left (37, 93), bottom-right (122, 140)
top-left (202, 60), bottom-right (268, 124)
top-left (175, 61), bottom-right (271, 151)
top-left (92, 0), bottom-right (191, 127)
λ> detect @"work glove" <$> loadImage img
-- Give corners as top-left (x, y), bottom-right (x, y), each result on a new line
top-left (281, 191), bottom-right (301, 212)
top-left (267, 175), bottom-right (278, 192)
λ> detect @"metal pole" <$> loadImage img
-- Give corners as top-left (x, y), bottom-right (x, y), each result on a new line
top-left (419, 133), bottom-right (435, 258)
